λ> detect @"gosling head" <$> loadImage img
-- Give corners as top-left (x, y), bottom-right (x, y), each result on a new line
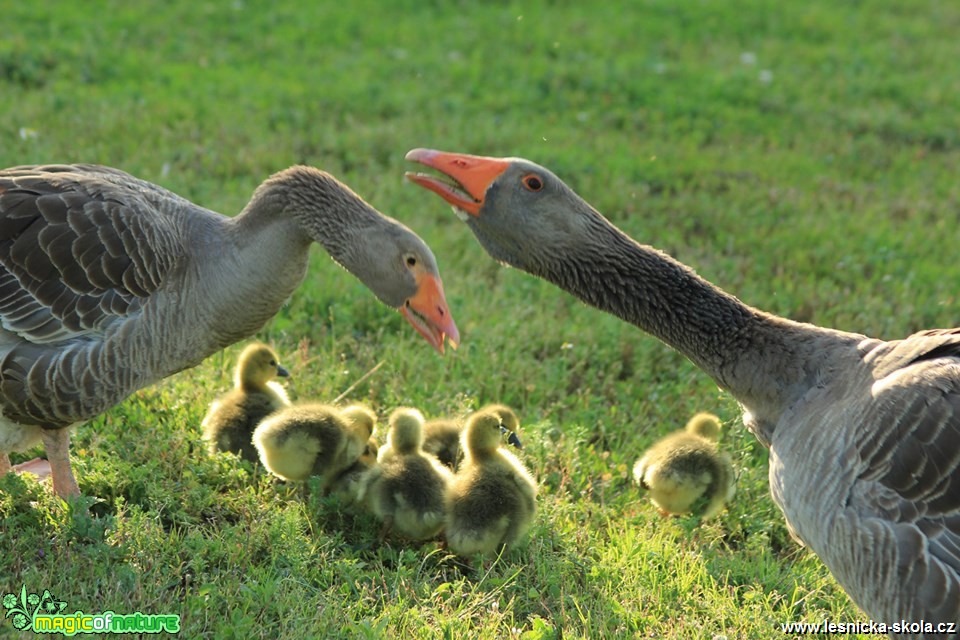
top-left (236, 343), bottom-right (289, 391)
top-left (360, 436), bottom-right (380, 463)
top-left (685, 413), bottom-right (722, 441)
top-left (341, 404), bottom-right (378, 440)
top-left (481, 403), bottom-right (523, 449)
top-left (463, 410), bottom-right (507, 456)
top-left (386, 407), bottom-right (426, 455)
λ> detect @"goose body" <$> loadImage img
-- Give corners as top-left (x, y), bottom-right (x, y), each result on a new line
top-left (633, 412), bottom-right (735, 518)
top-left (366, 407), bottom-right (453, 540)
top-left (407, 149), bottom-right (960, 627)
top-left (444, 409), bottom-right (538, 558)
top-left (252, 403), bottom-right (372, 488)
top-left (0, 164), bottom-right (458, 497)
top-left (201, 342), bottom-right (291, 462)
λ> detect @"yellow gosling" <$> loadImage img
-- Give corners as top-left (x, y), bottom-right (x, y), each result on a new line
top-left (253, 403), bottom-right (371, 491)
top-left (201, 342), bottom-right (290, 462)
top-left (632, 412), bottom-right (735, 519)
top-left (366, 407), bottom-right (453, 541)
top-left (444, 409), bottom-right (537, 558)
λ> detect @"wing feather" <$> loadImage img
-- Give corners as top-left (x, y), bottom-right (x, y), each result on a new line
top-left (841, 334), bottom-right (960, 618)
top-left (0, 165), bottom-right (185, 344)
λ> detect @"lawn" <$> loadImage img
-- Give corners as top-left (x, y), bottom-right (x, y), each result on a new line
top-left (1, 0), bottom-right (959, 638)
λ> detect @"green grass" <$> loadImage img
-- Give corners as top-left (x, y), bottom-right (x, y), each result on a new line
top-left (2, 0), bottom-right (959, 637)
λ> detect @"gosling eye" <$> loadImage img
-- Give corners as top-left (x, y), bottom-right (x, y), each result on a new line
top-left (269, 360), bottom-right (277, 367)
top-left (522, 174), bottom-right (544, 192)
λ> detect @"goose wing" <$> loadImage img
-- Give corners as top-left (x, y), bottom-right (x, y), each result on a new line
top-left (0, 164), bottom-right (184, 344)
top-left (843, 330), bottom-right (960, 620)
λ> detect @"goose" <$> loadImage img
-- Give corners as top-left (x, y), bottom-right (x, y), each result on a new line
top-left (421, 417), bottom-right (463, 470)
top-left (632, 412), bottom-right (735, 519)
top-left (252, 403), bottom-right (371, 489)
top-left (0, 163), bottom-right (459, 498)
top-left (366, 407), bottom-right (453, 541)
top-left (444, 409), bottom-right (538, 558)
top-left (406, 148), bottom-right (960, 626)
top-left (201, 342), bottom-right (291, 462)
top-left (423, 403), bottom-right (523, 470)
top-left (327, 404), bottom-right (380, 505)
top-left (328, 434), bottom-right (380, 506)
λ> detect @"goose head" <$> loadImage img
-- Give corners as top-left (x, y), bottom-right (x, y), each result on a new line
top-left (358, 223), bottom-right (460, 354)
top-left (405, 149), bottom-right (601, 276)
top-left (258, 166), bottom-right (460, 353)
top-left (236, 343), bottom-right (289, 391)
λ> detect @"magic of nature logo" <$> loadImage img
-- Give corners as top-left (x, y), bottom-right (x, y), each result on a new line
top-left (3, 585), bottom-right (180, 635)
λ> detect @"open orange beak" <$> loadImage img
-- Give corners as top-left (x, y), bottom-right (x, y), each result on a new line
top-left (400, 271), bottom-right (460, 354)
top-left (404, 149), bottom-right (511, 217)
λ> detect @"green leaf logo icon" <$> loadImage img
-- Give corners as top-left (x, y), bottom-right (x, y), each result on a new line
top-left (2, 585), bottom-right (35, 632)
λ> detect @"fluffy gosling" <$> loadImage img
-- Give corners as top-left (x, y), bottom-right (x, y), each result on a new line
top-left (252, 403), bottom-right (372, 491)
top-left (328, 405), bottom-right (381, 505)
top-left (422, 403), bottom-right (523, 471)
top-left (366, 407), bottom-right (453, 541)
top-left (444, 409), bottom-right (538, 558)
top-left (201, 342), bottom-right (290, 462)
top-left (632, 412), bottom-right (735, 519)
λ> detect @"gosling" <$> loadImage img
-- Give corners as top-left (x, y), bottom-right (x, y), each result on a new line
top-left (632, 412), bottom-right (735, 519)
top-left (366, 407), bottom-right (453, 541)
top-left (444, 409), bottom-right (537, 558)
top-left (422, 403), bottom-right (523, 470)
top-left (253, 403), bottom-right (371, 491)
top-left (328, 405), bottom-right (381, 505)
top-left (202, 342), bottom-right (290, 462)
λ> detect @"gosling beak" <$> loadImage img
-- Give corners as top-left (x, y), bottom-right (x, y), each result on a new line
top-left (404, 148), bottom-right (511, 217)
top-left (276, 365), bottom-right (290, 378)
top-left (500, 425), bottom-right (523, 450)
top-left (400, 272), bottom-right (460, 354)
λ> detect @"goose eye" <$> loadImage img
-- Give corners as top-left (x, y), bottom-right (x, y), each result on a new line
top-left (522, 174), bottom-right (544, 192)
top-left (405, 255), bottom-right (417, 268)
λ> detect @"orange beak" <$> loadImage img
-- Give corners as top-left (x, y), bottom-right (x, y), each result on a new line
top-left (400, 271), bottom-right (460, 354)
top-left (404, 149), bottom-right (511, 216)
